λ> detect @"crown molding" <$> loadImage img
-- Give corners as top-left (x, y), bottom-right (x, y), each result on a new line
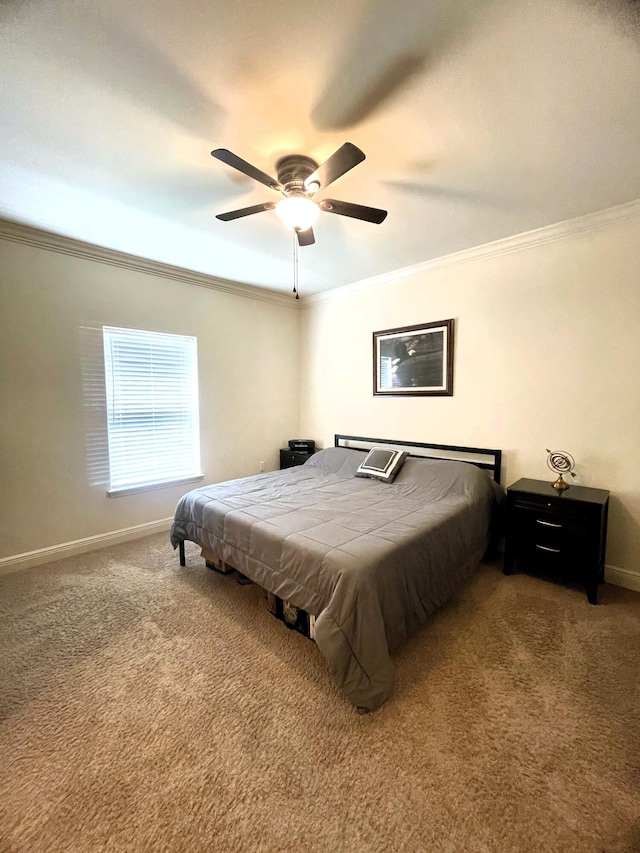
top-left (5, 196), bottom-right (640, 309)
top-left (302, 197), bottom-right (640, 306)
top-left (0, 218), bottom-right (296, 309)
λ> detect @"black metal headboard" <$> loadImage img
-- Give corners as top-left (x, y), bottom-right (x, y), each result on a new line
top-left (334, 434), bottom-right (502, 484)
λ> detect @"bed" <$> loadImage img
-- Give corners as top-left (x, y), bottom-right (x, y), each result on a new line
top-left (170, 435), bottom-right (503, 711)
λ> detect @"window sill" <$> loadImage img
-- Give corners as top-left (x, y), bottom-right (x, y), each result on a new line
top-left (107, 474), bottom-right (204, 498)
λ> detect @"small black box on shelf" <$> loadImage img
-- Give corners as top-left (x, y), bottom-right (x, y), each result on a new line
top-left (288, 439), bottom-right (315, 453)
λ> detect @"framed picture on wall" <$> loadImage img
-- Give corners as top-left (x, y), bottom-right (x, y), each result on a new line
top-left (373, 319), bottom-right (454, 396)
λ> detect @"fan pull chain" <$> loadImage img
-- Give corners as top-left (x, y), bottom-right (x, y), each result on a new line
top-left (293, 233), bottom-right (300, 300)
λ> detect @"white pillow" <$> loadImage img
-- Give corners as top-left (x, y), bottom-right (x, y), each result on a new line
top-left (355, 448), bottom-right (408, 483)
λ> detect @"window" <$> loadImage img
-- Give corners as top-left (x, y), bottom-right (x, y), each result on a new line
top-left (103, 326), bottom-right (201, 495)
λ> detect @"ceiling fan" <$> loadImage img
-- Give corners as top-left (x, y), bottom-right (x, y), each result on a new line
top-left (211, 142), bottom-right (387, 246)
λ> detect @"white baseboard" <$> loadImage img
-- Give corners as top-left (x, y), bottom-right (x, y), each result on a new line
top-left (605, 564), bottom-right (640, 594)
top-left (0, 518), bottom-right (174, 575)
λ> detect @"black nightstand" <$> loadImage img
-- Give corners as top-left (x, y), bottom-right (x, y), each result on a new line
top-left (503, 478), bottom-right (609, 605)
top-left (279, 449), bottom-right (314, 469)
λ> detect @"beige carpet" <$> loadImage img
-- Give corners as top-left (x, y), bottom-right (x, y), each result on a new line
top-left (1, 535), bottom-right (639, 853)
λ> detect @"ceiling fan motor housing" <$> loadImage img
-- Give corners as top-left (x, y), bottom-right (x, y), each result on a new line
top-left (276, 155), bottom-right (319, 196)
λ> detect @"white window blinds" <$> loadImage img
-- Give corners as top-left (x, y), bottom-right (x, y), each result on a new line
top-left (103, 326), bottom-right (201, 493)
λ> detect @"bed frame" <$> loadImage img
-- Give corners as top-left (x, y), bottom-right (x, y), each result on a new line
top-left (334, 434), bottom-right (502, 484)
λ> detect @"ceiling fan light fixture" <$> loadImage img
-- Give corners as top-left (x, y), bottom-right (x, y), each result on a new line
top-left (275, 196), bottom-right (319, 232)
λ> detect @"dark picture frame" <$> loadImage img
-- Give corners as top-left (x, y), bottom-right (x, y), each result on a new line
top-left (373, 319), bottom-right (454, 396)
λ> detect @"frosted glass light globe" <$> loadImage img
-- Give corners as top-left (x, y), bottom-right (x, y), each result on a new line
top-left (275, 196), bottom-right (319, 232)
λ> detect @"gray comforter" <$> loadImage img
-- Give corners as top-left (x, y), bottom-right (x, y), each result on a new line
top-left (170, 447), bottom-right (500, 711)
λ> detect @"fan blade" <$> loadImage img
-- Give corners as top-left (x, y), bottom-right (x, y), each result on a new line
top-left (297, 227), bottom-right (315, 247)
top-left (304, 143), bottom-right (365, 191)
top-left (211, 149), bottom-right (282, 192)
top-left (216, 202), bottom-right (275, 221)
top-left (320, 198), bottom-right (387, 224)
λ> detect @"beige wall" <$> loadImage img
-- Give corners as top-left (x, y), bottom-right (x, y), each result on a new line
top-left (299, 216), bottom-right (640, 578)
top-left (0, 237), bottom-right (299, 559)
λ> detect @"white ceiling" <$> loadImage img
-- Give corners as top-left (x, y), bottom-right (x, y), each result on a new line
top-left (1, 0), bottom-right (640, 296)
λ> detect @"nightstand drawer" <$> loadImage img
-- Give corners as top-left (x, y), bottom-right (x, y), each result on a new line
top-left (515, 533), bottom-right (584, 569)
top-left (511, 494), bottom-right (590, 520)
top-left (511, 505), bottom-right (590, 553)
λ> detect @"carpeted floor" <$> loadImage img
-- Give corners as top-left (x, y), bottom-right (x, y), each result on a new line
top-left (0, 534), bottom-right (639, 853)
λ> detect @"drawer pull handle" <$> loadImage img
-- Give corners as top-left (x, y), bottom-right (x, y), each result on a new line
top-left (536, 544), bottom-right (561, 553)
top-left (536, 519), bottom-right (562, 528)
